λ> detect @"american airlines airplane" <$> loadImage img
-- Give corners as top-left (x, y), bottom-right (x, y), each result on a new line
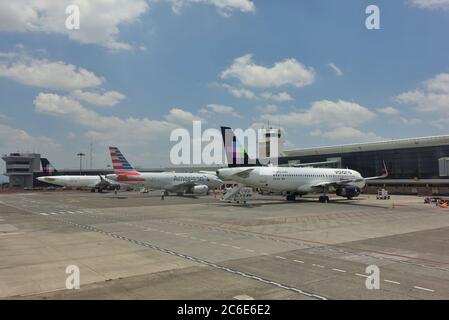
top-left (105, 147), bottom-right (223, 195)
top-left (37, 158), bottom-right (120, 192)
top-left (217, 127), bottom-right (388, 203)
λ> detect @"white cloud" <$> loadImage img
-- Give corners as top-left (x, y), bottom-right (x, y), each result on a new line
top-left (221, 54), bottom-right (315, 88)
top-left (396, 73), bottom-right (449, 113)
top-left (0, 123), bottom-right (61, 155)
top-left (71, 90), bottom-right (126, 107)
top-left (222, 84), bottom-right (257, 99)
top-left (390, 117), bottom-right (422, 126)
top-left (260, 91), bottom-right (293, 102)
top-left (328, 63), bottom-right (343, 76)
top-left (310, 127), bottom-right (383, 142)
top-left (260, 99), bottom-right (375, 128)
top-left (0, 56), bottom-right (104, 90)
top-left (410, 0), bottom-right (449, 9)
top-left (377, 106), bottom-right (400, 115)
top-left (255, 104), bottom-right (279, 113)
top-left (170, 0), bottom-right (255, 16)
top-left (33, 93), bottom-right (176, 147)
top-left (200, 103), bottom-right (241, 118)
top-left (165, 108), bottom-right (204, 124)
top-left (0, 0), bottom-right (149, 50)
top-left (0, 52), bottom-right (18, 59)
top-left (221, 83), bottom-right (293, 102)
top-left (430, 118), bottom-right (449, 130)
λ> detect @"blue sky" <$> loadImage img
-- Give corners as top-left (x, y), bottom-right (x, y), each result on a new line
top-left (1, 0), bottom-right (449, 172)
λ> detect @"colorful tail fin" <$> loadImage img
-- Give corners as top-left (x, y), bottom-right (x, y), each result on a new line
top-left (220, 126), bottom-right (261, 167)
top-left (109, 146), bottom-right (138, 174)
top-left (40, 158), bottom-right (59, 176)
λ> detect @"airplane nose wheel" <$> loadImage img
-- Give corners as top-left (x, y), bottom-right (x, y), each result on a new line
top-left (319, 196), bottom-right (329, 203)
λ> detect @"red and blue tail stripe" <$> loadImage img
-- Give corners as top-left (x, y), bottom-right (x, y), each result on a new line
top-left (109, 147), bottom-right (144, 181)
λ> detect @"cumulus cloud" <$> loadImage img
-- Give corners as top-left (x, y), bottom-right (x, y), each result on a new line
top-left (430, 118), bottom-right (449, 130)
top-left (71, 90), bottom-right (126, 107)
top-left (260, 99), bottom-right (375, 128)
top-left (170, 0), bottom-right (255, 16)
top-left (165, 107), bottom-right (204, 124)
top-left (0, 123), bottom-right (61, 155)
top-left (0, 56), bottom-right (104, 90)
top-left (410, 0), bottom-right (449, 9)
top-left (200, 103), bottom-right (241, 118)
top-left (255, 104), bottom-right (279, 113)
top-left (221, 83), bottom-right (293, 102)
top-left (328, 63), bottom-right (343, 76)
top-left (0, 0), bottom-right (149, 50)
top-left (310, 127), bottom-right (383, 142)
top-left (377, 106), bottom-right (400, 115)
top-left (221, 84), bottom-right (257, 99)
top-left (260, 91), bottom-right (293, 102)
top-left (33, 93), bottom-right (176, 147)
top-left (396, 73), bottom-right (449, 113)
top-left (389, 117), bottom-right (422, 126)
top-left (221, 54), bottom-right (315, 88)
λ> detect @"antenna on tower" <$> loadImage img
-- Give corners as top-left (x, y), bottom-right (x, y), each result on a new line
top-left (90, 142), bottom-right (93, 169)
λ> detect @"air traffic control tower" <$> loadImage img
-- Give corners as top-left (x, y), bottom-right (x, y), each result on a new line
top-left (1, 153), bottom-right (41, 188)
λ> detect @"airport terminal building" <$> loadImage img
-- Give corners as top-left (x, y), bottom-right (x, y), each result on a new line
top-left (282, 135), bottom-right (449, 195)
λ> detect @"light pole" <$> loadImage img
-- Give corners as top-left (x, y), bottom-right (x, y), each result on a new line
top-left (77, 152), bottom-right (85, 175)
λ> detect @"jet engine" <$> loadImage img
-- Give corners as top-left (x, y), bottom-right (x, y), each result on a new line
top-left (336, 186), bottom-right (361, 198)
top-left (192, 185), bottom-right (209, 194)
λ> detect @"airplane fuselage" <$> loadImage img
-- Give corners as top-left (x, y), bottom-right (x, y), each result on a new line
top-left (106, 172), bottom-right (222, 193)
top-left (217, 167), bottom-right (366, 194)
top-left (37, 175), bottom-right (106, 188)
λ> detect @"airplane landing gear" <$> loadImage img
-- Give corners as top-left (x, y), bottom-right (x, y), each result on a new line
top-left (286, 194), bottom-right (296, 201)
top-left (319, 196), bottom-right (329, 203)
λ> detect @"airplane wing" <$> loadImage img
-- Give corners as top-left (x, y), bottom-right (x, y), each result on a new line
top-left (232, 168), bottom-right (255, 179)
top-left (168, 181), bottom-right (198, 193)
top-left (198, 170), bottom-right (217, 175)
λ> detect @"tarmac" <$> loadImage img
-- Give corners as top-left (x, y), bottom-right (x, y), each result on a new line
top-left (1, 190), bottom-right (449, 299)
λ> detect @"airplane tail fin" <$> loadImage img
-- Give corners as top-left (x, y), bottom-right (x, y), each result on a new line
top-left (40, 158), bottom-right (59, 176)
top-left (109, 146), bottom-right (139, 175)
top-left (220, 126), bottom-right (261, 167)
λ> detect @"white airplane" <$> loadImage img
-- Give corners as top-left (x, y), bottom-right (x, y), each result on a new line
top-left (105, 146), bottom-right (223, 195)
top-left (216, 127), bottom-right (388, 203)
top-left (37, 158), bottom-right (121, 192)
top-left (38, 175), bottom-right (119, 192)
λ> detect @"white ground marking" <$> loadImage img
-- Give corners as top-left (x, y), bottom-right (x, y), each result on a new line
top-left (414, 286), bottom-right (434, 293)
top-left (260, 252), bottom-right (269, 256)
top-left (276, 256), bottom-right (287, 260)
top-left (384, 279), bottom-right (400, 285)
top-left (293, 260), bottom-right (305, 264)
top-left (233, 294), bottom-right (255, 300)
top-left (39, 213), bottom-right (49, 216)
top-left (355, 273), bottom-right (369, 278)
top-left (332, 268), bottom-right (347, 273)
top-left (313, 264), bottom-right (325, 268)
